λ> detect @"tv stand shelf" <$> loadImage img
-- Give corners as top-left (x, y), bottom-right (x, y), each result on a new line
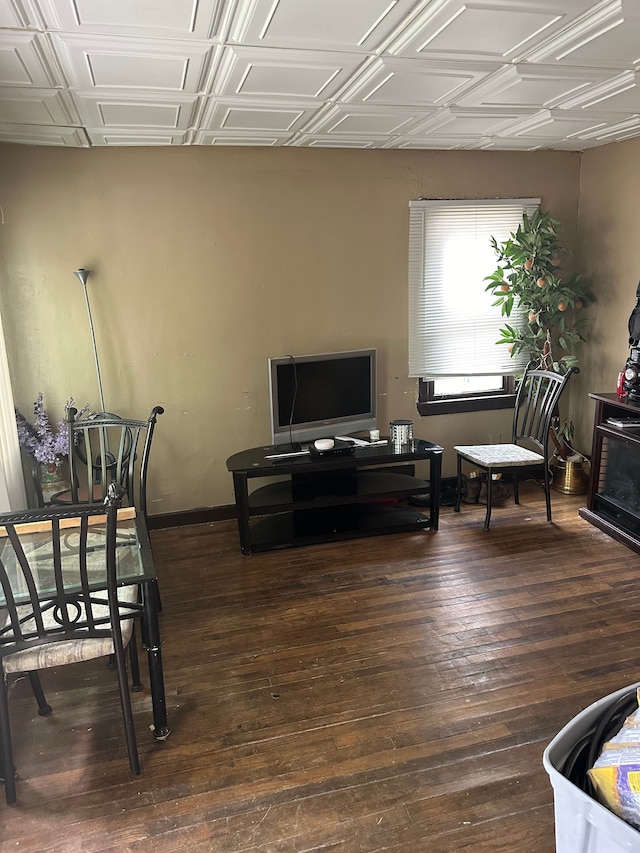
top-left (226, 439), bottom-right (443, 555)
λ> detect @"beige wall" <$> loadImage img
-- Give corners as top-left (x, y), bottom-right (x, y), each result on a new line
top-left (573, 138), bottom-right (640, 454)
top-left (0, 144), bottom-right (581, 515)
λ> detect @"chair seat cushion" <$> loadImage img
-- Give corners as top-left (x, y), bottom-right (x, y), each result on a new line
top-left (454, 443), bottom-right (544, 468)
top-left (2, 585), bottom-right (139, 673)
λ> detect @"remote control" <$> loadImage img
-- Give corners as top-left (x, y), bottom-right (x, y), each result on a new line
top-left (264, 450), bottom-right (310, 459)
top-left (334, 435), bottom-right (369, 446)
top-left (607, 418), bottom-right (640, 428)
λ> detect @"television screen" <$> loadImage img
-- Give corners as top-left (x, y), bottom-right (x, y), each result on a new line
top-left (268, 349), bottom-right (377, 446)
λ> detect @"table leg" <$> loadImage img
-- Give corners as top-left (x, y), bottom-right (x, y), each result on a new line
top-left (142, 578), bottom-right (170, 740)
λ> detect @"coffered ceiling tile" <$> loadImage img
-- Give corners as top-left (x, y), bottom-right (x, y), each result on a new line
top-left (470, 136), bottom-right (543, 150)
top-left (2, 0), bottom-right (640, 149)
top-left (0, 122), bottom-right (88, 145)
top-left (193, 129), bottom-right (290, 145)
top-left (227, 0), bottom-right (425, 52)
top-left (72, 90), bottom-right (200, 129)
top-left (387, 0), bottom-right (595, 62)
top-left (51, 33), bottom-right (215, 92)
top-left (200, 97), bottom-right (316, 133)
top-left (0, 0), bottom-right (34, 27)
top-left (559, 70), bottom-right (640, 113)
top-left (212, 45), bottom-right (364, 101)
top-left (496, 108), bottom-right (614, 141)
top-left (548, 137), bottom-right (605, 149)
top-left (31, 0), bottom-right (228, 40)
top-left (302, 103), bottom-right (425, 137)
top-left (339, 57), bottom-right (498, 107)
top-left (409, 106), bottom-right (535, 138)
top-left (0, 87), bottom-right (78, 124)
top-left (456, 64), bottom-right (616, 110)
top-left (525, 3), bottom-right (640, 68)
top-left (87, 128), bottom-right (190, 145)
top-left (574, 114), bottom-right (640, 142)
top-left (385, 135), bottom-right (467, 149)
top-left (0, 31), bottom-right (62, 87)
top-left (290, 134), bottom-right (383, 148)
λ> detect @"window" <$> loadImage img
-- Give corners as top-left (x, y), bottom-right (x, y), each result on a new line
top-left (408, 198), bottom-right (539, 415)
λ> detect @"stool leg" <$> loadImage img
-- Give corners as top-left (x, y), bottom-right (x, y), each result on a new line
top-left (28, 672), bottom-right (52, 716)
top-left (0, 679), bottom-right (17, 804)
top-left (454, 455), bottom-right (462, 512)
top-left (483, 474), bottom-right (493, 531)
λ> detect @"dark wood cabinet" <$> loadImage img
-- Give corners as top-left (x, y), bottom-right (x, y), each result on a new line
top-left (579, 392), bottom-right (640, 553)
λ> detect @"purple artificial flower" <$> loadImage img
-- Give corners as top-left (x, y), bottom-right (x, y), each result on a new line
top-left (15, 393), bottom-right (90, 466)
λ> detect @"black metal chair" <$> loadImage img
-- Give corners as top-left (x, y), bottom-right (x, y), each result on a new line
top-left (454, 365), bottom-right (578, 530)
top-left (0, 485), bottom-right (142, 804)
top-left (54, 407), bottom-right (165, 621)
top-left (52, 406), bottom-right (164, 519)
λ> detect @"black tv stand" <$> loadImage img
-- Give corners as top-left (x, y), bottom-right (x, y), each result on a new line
top-left (226, 438), bottom-right (443, 555)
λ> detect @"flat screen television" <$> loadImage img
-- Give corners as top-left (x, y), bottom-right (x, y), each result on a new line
top-left (268, 349), bottom-right (377, 447)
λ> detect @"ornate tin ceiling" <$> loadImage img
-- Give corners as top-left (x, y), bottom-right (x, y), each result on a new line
top-left (2, 0), bottom-right (640, 149)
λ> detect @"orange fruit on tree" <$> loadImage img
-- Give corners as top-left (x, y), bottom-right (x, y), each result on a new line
top-left (500, 284), bottom-right (510, 292)
top-left (575, 299), bottom-right (583, 309)
top-left (537, 277), bottom-right (546, 288)
top-left (558, 301), bottom-right (567, 311)
top-left (524, 258), bottom-right (533, 270)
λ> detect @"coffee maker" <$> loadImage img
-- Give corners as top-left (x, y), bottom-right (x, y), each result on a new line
top-left (623, 281), bottom-right (640, 403)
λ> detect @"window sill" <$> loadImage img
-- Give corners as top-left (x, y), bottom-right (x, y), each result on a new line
top-left (417, 393), bottom-right (517, 416)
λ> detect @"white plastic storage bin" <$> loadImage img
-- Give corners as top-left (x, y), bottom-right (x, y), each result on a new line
top-left (543, 682), bottom-right (640, 853)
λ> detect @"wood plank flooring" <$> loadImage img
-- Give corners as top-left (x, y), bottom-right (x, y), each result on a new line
top-left (2, 485), bottom-right (640, 852)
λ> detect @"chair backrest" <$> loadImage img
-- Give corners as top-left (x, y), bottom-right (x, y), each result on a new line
top-left (67, 406), bottom-right (164, 517)
top-left (0, 485), bottom-right (125, 665)
top-left (512, 365), bottom-right (578, 459)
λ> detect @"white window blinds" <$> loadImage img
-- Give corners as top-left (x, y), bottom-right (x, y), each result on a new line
top-left (408, 198), bottom-right (540, 380)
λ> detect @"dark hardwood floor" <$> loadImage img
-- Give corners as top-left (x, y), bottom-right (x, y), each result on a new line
top-left (2, 485), bottom-right (640, 852)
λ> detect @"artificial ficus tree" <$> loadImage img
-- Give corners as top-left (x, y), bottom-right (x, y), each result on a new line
top-left (484, 209), bottom-right (596, 375)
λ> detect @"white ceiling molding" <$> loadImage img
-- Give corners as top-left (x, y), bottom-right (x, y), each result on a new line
top-left (34, 0), bottom-right (228, 41)
top-left (1, 0), bottom-right (640, 149)
top-left (0, 87), bottom-right (78, 124)
top-left (73, 90), bottom-right (201, 130)
top-left (0, 31), bottom-right (63, 87)
top-left (212, 45), bottom-right (365, 101)
top-left (49, 32), bottom-right (215, 91)
top-left (0, 121), bottom-right (89, 145)
top-left (86, 128), bottom-right (190, 146)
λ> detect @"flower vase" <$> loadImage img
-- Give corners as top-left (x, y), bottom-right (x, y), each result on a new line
top-left (37, 461), bottom-right (69, 504)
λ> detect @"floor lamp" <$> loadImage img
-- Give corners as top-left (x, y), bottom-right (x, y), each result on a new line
top-left (74, 268), bottom-right (106, 413)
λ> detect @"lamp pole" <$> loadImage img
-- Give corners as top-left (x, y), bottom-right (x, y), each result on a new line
top-left (74, 268), bottom-right (106, 412)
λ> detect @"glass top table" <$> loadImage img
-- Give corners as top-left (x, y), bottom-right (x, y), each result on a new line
top-left (0, 508), bottom-right (153, 603)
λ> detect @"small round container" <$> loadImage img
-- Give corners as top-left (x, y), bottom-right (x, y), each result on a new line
top-left (390, 419), bottom-right (413, 448)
